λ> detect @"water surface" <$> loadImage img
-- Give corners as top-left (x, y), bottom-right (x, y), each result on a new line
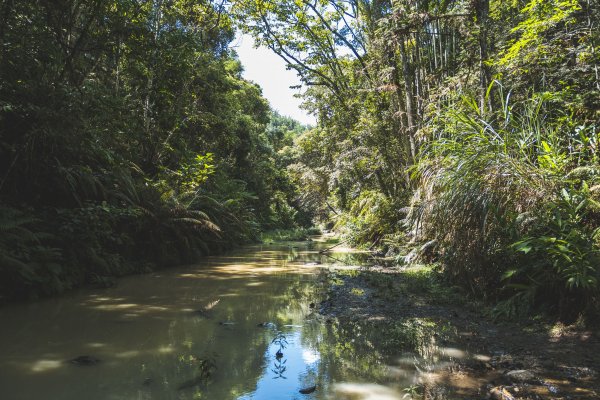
top-left (0, 238), bottom-right (471, 399)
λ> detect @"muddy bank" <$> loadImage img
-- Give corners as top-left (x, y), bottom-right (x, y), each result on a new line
top-left (318, 266), bottom-right (600, 399)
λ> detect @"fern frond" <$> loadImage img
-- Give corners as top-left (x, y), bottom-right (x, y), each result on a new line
top-left (185, 210), bottom-right (211, 220)
top-left (170, 218), bottom-right (221, 232)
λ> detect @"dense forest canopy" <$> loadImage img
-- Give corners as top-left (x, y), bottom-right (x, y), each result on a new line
top-left (235, 0), bottom-right (600, 317)
top-left (0, 0), bottom-right (311, 300)
top-left (1, 0), bottom-right (600, 318)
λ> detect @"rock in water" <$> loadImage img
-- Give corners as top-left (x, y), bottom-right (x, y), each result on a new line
top-left (69, 355), bottom-right (100, 366)
top-left (299, 385), bottom-right (317, 394)
top-left (505, 369), bottom-right (536, 383)
top-left (142, 377), bottom-right (154, 386)
top-left (489, 386), bottom-right (515, 400)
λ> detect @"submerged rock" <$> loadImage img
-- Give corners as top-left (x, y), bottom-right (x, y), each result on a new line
top-left (177, 376), bottom-right (205, 391)
top-left (299, 385), bottom-right (317, 394)
top-left (69, 355), bottom-right (100, 366)
top-left (193, 299), bottom-right (220, 318)
top-left (142, 377), bottom-right (154, 386)
top-left (542, 381), bottom-right (559, 394)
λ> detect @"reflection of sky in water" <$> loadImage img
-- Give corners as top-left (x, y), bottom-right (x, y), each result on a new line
top-left (238, 330), bottom-right (320, 400)
top-left (0, 239), bottom-right (488, 400)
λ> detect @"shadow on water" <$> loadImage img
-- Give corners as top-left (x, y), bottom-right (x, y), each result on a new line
top-left (0, 237), bottom-right (485, 399)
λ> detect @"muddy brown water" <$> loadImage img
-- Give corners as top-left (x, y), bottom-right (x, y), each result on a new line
top-left (0, 238), bottom-right (485, 400)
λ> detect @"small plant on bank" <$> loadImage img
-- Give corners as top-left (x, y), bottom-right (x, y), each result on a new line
top-left (507, 184), bottom-right (600, 317)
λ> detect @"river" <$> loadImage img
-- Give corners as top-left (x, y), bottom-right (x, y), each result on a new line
top-left (0, 237), bottom-right (454, 400)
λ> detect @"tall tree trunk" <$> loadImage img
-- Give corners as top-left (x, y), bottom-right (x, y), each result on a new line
top-left (586, 0), bottom-right (600, 91)
top-left (399, 38), bottom-right (417, 164)
top-left (475, 0), bottom-right (491, 114)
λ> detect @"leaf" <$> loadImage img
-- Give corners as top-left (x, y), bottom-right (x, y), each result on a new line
top-left (512, 240), bottom-right (533, 253)
top-left (502, 269), bottom-right (518, 280)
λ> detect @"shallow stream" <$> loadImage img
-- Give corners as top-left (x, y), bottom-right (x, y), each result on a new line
top-left (0, 237), bottom-right (474, 399)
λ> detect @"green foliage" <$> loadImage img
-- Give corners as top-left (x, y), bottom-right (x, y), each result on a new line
top-left (335, 190), bottom-right (403, 246)
top-left (411, 84), bottom-right (600, 315)
top-left (177, 154), bottom-right (217, 192)
top-left (260, 227), bottom-right (321, 243)
top-left (507, 184), bottom-right (600, 315)
top-left (234, 0), bottom-right (599, 319)
top-left (0, 0), bottom-right (311, 300)
top-left (499, 0), bottom-right (582, 66)
top-left (265, 111), bottom-right (311, 151)
top-left (410, 88), bottom-right (546, 293)
top-left (0, 206), bottom-right (63, 299)
top-left (494, 0), bottom-right (599, 115)
top-left (1, 0), bottom-right (598, 320)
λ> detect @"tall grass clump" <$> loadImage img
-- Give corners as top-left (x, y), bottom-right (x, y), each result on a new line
top-left (409, 84), bottom-right (600, 317)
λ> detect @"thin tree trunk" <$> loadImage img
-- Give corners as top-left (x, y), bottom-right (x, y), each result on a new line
top-left (587, 0), bottom-right (600, 91)
top-left (399, 38), bottom-right (417, 164)
top-left (475, 0), bottom-right (491, 114)
top-left (387, 45), bottom-right (412, 171)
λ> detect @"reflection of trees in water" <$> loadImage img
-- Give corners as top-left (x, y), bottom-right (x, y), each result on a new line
top-left (175, 352), bottom-right (218, 391)
top-left (317, 321), bottom-right (390, 383)
top-left (275, 241), bottom-right (373, 265)
top-left (168, 268), bottom-right (323, 399)
top-left (308, 317), bottom-right (449, 396)
top-left (271, 332), bottom-right (289, 379)
top-left (271, 358), bottom-right (288, 379)
top-left (142, 244), bottom-right (425, 399)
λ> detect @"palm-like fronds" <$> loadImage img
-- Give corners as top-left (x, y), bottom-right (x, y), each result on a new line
top-left (56, 161), bottom-right (108, 206)
top-left (0, 207), bottom-right (37, 233)
top-left (0, 206), bottom-right (64, 298)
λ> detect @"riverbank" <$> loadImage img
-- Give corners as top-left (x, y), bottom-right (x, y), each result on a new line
top-left (0, 220), bottom-right (320, 304)
top-left (318, 264), bottom-right (600, 399)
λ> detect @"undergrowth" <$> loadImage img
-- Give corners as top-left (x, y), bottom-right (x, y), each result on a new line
top-left (409, 84), bottom-right (600, 319)
top-left (260, 227), bottom-right (321, 243)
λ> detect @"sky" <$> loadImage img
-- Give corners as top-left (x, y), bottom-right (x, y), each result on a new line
top-left (233, 34), bottom-right (316, 126)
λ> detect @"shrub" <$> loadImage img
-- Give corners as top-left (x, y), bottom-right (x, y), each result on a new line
top-left (409, 84), bottom-right (600, 316)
